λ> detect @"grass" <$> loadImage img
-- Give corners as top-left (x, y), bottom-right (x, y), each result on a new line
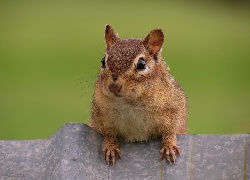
top-left (0, 0), bottom-right (250, 139)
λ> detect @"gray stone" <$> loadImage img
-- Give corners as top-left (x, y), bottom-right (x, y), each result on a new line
top-left (0, 123), bottom-right (249, 180)
top-left (192, 135), bottom-right (247, 180)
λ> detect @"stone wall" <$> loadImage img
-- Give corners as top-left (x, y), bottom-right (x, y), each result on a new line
top-left (0, 123), bottom-right (249, 180)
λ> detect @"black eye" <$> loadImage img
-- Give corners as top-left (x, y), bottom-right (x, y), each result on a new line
top-left (136, 58), bottom-right (146, 70)
top-left (101, 56), bottom-right (106, 68)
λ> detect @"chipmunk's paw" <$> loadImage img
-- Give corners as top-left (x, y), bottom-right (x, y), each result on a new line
top-left (102, 141), bottom-right (122, 166)
top-left (160, 143), bottom-right (180, 164)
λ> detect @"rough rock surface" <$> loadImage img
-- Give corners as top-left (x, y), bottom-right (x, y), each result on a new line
top-left (0, 123), bottom-right (249, 180)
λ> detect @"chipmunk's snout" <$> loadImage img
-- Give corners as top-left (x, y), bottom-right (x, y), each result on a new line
top-left (108, 83), bottom-right (122, 97)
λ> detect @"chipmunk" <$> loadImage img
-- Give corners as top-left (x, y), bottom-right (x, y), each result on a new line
top-left (88, 24), bottom-right (187, 166)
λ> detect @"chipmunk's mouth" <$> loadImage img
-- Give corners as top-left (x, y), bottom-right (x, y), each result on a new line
top-left (108, 83), bottom-right (123, 97)
top-left (113, 92), bottom-right (122, 97)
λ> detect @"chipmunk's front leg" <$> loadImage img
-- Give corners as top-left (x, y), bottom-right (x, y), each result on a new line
top-left (157, 111), bottom-right (182, 164)
top-left (160, 134), bottom-right (180, 164)
top-left (102, 135), bottom-right (122, 166)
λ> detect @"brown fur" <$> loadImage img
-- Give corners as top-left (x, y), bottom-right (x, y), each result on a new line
top-left (88, 24), bottom-right (187, 166)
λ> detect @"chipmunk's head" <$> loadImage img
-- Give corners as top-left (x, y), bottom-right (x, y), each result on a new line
top-left (99, 24), bottom-right (165, 99)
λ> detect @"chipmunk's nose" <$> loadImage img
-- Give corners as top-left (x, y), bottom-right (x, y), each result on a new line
top-left (111, 73), bottom-right (118, 81)
top-left (109, 83), bottom-right (122, 96)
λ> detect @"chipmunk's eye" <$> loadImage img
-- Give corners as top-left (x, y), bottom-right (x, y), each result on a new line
top-left (136, 58), bottom-right (146, 70)
top-left (101, 56), bottom-right (106, 68)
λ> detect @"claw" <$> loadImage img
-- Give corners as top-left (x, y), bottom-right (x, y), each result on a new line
top-left (105, 149), bottom-right (110, 165)
top-left (165, 148), bottom-right (171, 164)
top-left (102, 148), bottom-right (107, 157)
top-left (160, 144), bottom-right (180, 164)
top-left (111, 151), bottom-right (115, 166)
top-left (115, 148), bottom-right (122, 159)
top-left (174, 146), bottom-right (180, 155)
top-left (160, 148), bottom-right (164, 160)
top-left (170, 149), bottom-right (176, 164)
top-left (102, 143), bottom-right (121, 166)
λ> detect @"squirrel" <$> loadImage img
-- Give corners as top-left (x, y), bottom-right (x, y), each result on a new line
top-left (88, 24), bottom-right (187, 166)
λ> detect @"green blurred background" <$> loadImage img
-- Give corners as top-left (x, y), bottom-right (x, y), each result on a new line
top-left (0, 0), bottom-right (250, 139)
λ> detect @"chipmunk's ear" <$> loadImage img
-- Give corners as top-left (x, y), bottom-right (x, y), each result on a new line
top-left (143, 29), bottom-right (164, 56)
top-left (105, 24), bottom-right (119, 49)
